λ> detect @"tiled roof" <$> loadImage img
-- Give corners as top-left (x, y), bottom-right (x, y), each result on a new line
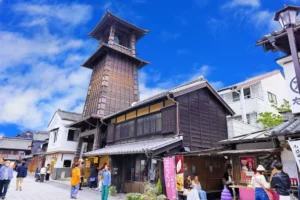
top-left (0, 137), bottom-right (32, 150)
top-left (219, 130), bottom-right (271, 144)
top-left (83, 136), bottom-right (183, 156)
top-left (57, 109), bottom-right (82, 122)
top-left (218, 70), bottom-right (281, 91)
top-left (33, 131), bottom-right (49, 141)
top-left (268, 114), bottom-right (300, 136)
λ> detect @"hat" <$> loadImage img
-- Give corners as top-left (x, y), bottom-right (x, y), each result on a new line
top-left (256, 165), bottom-right (266, 172)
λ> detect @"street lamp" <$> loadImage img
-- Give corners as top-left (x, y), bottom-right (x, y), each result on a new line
top-left (274, 5), bottom-right (300, 94)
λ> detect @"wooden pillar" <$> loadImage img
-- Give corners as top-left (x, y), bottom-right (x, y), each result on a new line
top-left (108, 25), bottom-right (115, 46)
top-left (130, 34), bottom-right (136, 57)
top-left (92, 121), bottom-right (100, 150)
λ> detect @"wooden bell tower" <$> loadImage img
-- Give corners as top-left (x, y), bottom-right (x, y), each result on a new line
top-left (82, 10), bottom-right (149, 118)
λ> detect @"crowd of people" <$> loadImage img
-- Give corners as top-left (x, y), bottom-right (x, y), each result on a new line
top-left (221, 161), bottom-right (293, 200)
top-left (70, 160), bottom-right (111, 199)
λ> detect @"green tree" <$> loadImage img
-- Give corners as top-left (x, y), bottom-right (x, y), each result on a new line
top-left (256, 100), bottom-right (291, 129)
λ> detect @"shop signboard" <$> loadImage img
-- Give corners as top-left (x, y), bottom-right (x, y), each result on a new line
top-left (288, 140), bottom-right (300, 172)
top-left (175, 155), bottom-right (184, 191)
top-left (163, 157), bottom-right (177, 200)
top-left (280, 61), bottom-right (300, 113)
top-left (240, 156), bottom-right (256, 182)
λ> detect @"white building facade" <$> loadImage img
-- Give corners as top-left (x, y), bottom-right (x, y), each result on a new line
top-left (45, 109), bottom-right (81, 179)
top-left (218, 70), bottom-right (289, 138)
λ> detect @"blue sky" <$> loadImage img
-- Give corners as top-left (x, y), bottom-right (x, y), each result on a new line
top-left (0, 0), bottom-right (297, 136)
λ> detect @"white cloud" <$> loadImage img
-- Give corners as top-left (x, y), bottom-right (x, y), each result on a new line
top-left (210, 81), bottom-right (224, 90)
top-left (223, 0), bottom-right (260, 8)
top-left (161, 31), bottom-right (181, 42)
top-left (0, 2), bottom-right (94, 130)
top-left (13, 3), bottom-right (92, 26)
top-left (252, 10), bottom-right (280, 32)
top-left (0, 31), bottom-right (84, 71)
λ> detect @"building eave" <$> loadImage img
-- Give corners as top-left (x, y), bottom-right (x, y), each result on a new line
top-left (88, 10), bottom-right (149, 41)
top-left (81, 44), bottom-right (150, 69)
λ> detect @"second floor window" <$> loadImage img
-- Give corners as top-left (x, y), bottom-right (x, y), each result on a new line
top-left (137, 113), bottom-right (162, 136)
top-left (268, 92), bottom-right (277, 104)
top-left (115, 120), bottom-right (135, 140)
top-left (232, 91), bottom-right (240, 102)
top-left (67, 129), bottom-right (79, 141)
top-left (52, 129), bottom-right (58, 143)
top-left (232, 88), bottom-right (251, 102)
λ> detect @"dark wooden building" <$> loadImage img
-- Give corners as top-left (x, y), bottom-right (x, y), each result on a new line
top-left (83, 77), bottom-right (234, 193)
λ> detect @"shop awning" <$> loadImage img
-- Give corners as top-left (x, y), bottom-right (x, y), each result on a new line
top-left (83, 136), bottom-right (183, 157)
top-left (218, 148), bottom-right (280, 155)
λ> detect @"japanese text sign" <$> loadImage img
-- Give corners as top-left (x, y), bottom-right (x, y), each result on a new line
top-left (288, 140), bottom-right (300, 171)
top-left (163, 157), bottom-right (177, 200)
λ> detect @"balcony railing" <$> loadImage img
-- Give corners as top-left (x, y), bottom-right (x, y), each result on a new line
top-left (111, 43), bottom-right (133, 56)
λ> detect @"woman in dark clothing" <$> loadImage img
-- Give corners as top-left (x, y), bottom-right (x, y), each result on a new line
top-left (184, 175), bottom-right (192, 189)
top-left (89, 164), bottom-right (98, 189)
top-left (222, 172), bottom-right (233, 196)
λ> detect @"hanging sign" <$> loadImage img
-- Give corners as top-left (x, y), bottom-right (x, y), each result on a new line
top-left (175, 155), bottom-right (184, 191)
top-left (288, 140), bottom-right (300, 171)
top-left (163, 157), bottom-right (177, 200)
top-left (279, 60), bottom-right (300, 113)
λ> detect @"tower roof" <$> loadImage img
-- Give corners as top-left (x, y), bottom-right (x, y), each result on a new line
top-left (89, 10), bottom-right (150, 41)
top-left (82, 44), bottom-right (150, 69)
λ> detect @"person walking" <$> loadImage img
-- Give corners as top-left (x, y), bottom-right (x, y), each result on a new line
top-left (79, 161), bottom-right (84, 190)
top-left (16, 161), bottom-right (27, 191)
top-left (0, 160), bottom-right (14, 199)
top-left (251, 165), bottom-right (271, 200)
top-left (89, 164), bottom-right (98, 189)
top-left (46, 164), bottom-right (51, 181)
top-left (40, 166), bottom-right (46, 183)
top-left (100, 164), bottom-right (111, 200)
top-left (70, 163), bottom-right (81, 199)
top-left (270, 161), bottom-right (291, 200)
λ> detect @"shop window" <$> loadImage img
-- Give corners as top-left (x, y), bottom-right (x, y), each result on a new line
top-left (125, 156), bottom-right (135, 181)
top-left (63, 160), bottom-right (72, 168)
top-left (268, 92), bottom-right (277, 104)
top-left (135, 156), bottom-right (147, 182)
top-left (67, 129), bottom-right (79, 141)
top-left (240, 156), bottom-right (256, 182)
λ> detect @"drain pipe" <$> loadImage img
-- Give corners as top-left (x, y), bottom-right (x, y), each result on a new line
top-left (167, 93), bottom-right (180, 136)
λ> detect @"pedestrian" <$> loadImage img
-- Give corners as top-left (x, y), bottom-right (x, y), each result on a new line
top-left (0, 160), bottom-right (14, 199)
top-left (251, 165), bottom-right (271, 200)
top-left (100, 164), bottom-right (111, 200)
top-left (270, 161), bottom-right (291, 200)
top-left (40, 166), bottom-right (46, 183)
top-left (0, 158), bottom-right (3, 168)
top-left (16, 161), bottom-right (27, 191)
top-left (70, 163), bottom-right (81, 199)
top-left (79, 161), bottom-right (84, 190)
top-left (89, 163), bottom-right (98, 189)
top-left (46, 164), bottom-right (51, 181)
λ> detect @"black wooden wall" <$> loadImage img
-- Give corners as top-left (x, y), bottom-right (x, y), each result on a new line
top-left (177, 88), bottom-right (228, 151)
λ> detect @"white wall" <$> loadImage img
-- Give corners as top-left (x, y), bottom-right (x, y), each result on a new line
top-left (46, 153), bottom-right (74, 168)
top-left (47, 112), bottom-right (78, 153)
top-left (227, 118), bottom-right (262, 138)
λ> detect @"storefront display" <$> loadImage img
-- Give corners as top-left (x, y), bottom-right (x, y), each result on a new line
top-left (240, 156), bottom-right (255, 182)
top-left (175, 155), bottom-right (184, 191)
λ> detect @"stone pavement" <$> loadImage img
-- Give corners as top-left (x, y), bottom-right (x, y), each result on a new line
top-left (5, 173), bottom-right (125, 200)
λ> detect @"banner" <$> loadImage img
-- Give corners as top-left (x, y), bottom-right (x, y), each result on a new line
top-left (175, 155), bottom-right (184, 191)
top-left (163, 157), bottom-right (177, 200)
top-left (279, 60), bottom-right (300, 113)
top-left (288, 140), bottom-right (300, 170)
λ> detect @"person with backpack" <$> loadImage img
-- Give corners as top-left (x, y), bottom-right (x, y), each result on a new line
top-left (270, 161), bottom-right (291, 200)
top-left (16, 161), bottom-right (27, 191)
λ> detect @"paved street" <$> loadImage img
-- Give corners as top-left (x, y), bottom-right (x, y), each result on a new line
top-left (5, 173), bottom-right (122, 200)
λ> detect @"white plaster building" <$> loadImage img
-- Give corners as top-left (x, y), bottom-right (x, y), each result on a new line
top-left (218, 70), bottom-right (289, 138)
top-left (45, 109), bottom-right (81, 179)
